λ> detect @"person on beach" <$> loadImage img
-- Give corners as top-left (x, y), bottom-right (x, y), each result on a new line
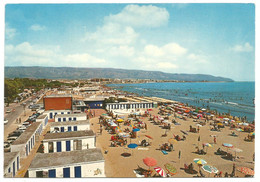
top-left (197, 126), bottom-right (200, 133)
top-left (214, 136), bottom-right (217, 144)
top-left (231, 163), bottom-right (235, 177)
top-left (145, 123), bottom-right (147, 130)
top-left (179, 150), bottom-right (181, 159)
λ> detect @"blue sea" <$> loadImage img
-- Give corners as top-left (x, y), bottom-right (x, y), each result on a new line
top-left (107, 82), bottom-right (255, 122)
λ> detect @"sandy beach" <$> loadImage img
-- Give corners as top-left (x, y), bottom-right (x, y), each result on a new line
top-left (89, 107), bottom-right (254, 178)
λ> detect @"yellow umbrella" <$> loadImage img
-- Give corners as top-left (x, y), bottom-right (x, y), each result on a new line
top-left (236, 120), bottom-right (241, 123)
top-left (217, 123), bottom-right (223, 126)
top-left (117, 119), bottom-right (124, 122)
top-left (168, 138), bottom-right (178, 144)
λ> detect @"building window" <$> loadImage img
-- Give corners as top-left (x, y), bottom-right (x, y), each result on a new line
top-left (63, 118), bottom-right (66, 122)
top-left (58, 118), bottom-right (61, 122)
top-left (48, 142), bottom-right (54, 153)
top-left (73, 117), bottom-right (76, 121)
top-left (68, 126), bottom-right (72, 132)
top-left (63, 167), bottom-right (70, 178)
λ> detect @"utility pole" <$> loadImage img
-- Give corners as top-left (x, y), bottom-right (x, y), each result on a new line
top-left (23, 102), bottom-right (26, 116)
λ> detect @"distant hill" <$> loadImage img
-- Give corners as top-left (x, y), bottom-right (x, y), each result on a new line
top-left (4, 66), bottom-right (234, 82)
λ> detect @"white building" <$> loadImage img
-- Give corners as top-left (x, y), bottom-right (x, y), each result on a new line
top-left (43, 110), bottom-right (72, 119)
top-left (54, 113), bottom-right (87, 122)
top-left (43, 130), bottom-right (96, 153)
top-left (106, 102), bottom-right (153, 111)
top-left (11, 122), bottom-right (42, 158)
top-left (28, 148), bottom-right (105, 178)
top-left (36, 114), bottom-right (48, 129)
top-left (50, 120), bottom-right (90, 133)
top-left (4, 152), bottom-right (20, 178)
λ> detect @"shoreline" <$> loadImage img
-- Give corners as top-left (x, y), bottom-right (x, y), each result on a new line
top-left (103, 84), bottom-right (255, 124)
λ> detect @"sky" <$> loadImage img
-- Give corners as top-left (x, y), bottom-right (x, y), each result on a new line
top-left (4, 3), bottom-right (255, 81)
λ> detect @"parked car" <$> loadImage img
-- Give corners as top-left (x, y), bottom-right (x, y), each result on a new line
top-left (8, 131), bottom-right (22, 137)
top-left (4, 118), bottom-right (8, 125)
top-left (5, 109), bottom-right (11, 113)
top-left (7, 136), bottom-right (18, 143)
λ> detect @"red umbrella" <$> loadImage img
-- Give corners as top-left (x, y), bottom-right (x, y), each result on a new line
top-left (145, 135), bottom-right (153, 139)
top-left (143, 157), bottom-right (157, 170)
top-left (154, 166), bottom-right (167, 177)
top-left (237, 167), bottom-right (254, 176)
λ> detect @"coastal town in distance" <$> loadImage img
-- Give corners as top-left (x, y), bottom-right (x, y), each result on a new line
top-left (3, 3), bottom-right (255, 179)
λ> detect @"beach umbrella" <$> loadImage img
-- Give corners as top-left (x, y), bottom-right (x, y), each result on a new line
top-left (193, 158), bottom-right (207, 165)
top-left (250, 132), bottom-right (255, 136)
top-left (133, 128), bottom-right (140, 132)
top-left (145, 135), bottom-right (153, 139)
top-left (154, 166), bottom-right (167, 177)
top-left (206, 113), bottom-right (211, 115)
top-left (222, 143), bottom-right (233, 148)
top-left (177, 111), bottom-right (182, 114)
top-left (117, 119), bottom-right (124, 123)
top-left (193, 112), bottom-right (198, 115)
top-left (185, 110), bottom-right (190, 113)
top-left (128, 143), bottom-right (138, 155)
top-left (223, 118), bottom-right (229, 121)
top-left (168, 138), bottom-right (178, 144)
top-left (222, 143), bottom-right (233, 152)
top-left (237, 167), bottom-right (254, 176)
top-left (143, 157), bottom-right (157, 170)
top-left (201, 108), bottom-right (206, 111)
top-left (196, 124), bottom-right (203, 127)
top-left (236, 128), bottom-right (244, 132)
top-left (164, 163), bottom-right (177, 176)
top-left (128, 143), bottom-right (138, 149)
top-left (203, 143), bottom-right (212, 147)
top-left (202, 165), bottom-right (218, 176)
top-left (102, 113), bottom-right (107, 116)
top-left (231, 148), bottom-right (243, 159)
top-left (118, 132), bottom-right (130, 138)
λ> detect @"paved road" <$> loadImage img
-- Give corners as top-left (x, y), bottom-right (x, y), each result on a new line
top-left (4, 100), bottom-right (31, 128)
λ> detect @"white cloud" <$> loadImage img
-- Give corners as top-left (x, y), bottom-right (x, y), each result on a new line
top-left (84, 23), bottom-right (138, 46)
top-left (29, 24), bottom-right (46, 31)
top-left (144, 43), bottom-right (187, 59)
top-left (5, 24), bottom-right (17, 40)
top-left (105, 5), bottom-right (169, 28)
top-left (156, 62), bottom-right (178, 69)
top-left (107, 46), bottom-right (135, 58)
top-left (187, 53), bottom-right (208, 63)
top-left (5, 42), bottom-right (106, 67)
top-left (231, 42), bottom-right (253, 52)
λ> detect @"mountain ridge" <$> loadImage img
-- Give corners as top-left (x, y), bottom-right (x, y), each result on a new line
top-left (4, 66), bottom-right (234, 82)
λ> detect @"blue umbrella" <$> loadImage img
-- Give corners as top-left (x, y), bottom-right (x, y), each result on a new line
top-left (133, 128), bottom-right (140, 132)
top-left (128, 143), bottom-right (138, 156)
top-left (193, 112), bottom-right (198, 115)
top-left (206, 113), bottom-right (211, 115)
top-left (128, 143), bottom-right (138, 149)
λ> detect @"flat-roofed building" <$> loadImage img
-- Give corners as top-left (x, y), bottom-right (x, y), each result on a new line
top-left (106, 102), bottom-right (154, 111)
top-left (36, 114), bottom-right (48, 129)
top-left (28, 148), bottom-right (105, 178)
top-left (50, 120), bottom-right (90, 133)
top-left (43, 94), bottom-right (73, 111)
top-left (4, 152), bottom-right (20, 178)
top-left (43, 110), bottom-right (72, 119)
top-left (11, 122), bottom-right (42, 158)
top-left (43, 130), bottom-right (96, 153)
top-left (54, 113), bottom-right (86, 122)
